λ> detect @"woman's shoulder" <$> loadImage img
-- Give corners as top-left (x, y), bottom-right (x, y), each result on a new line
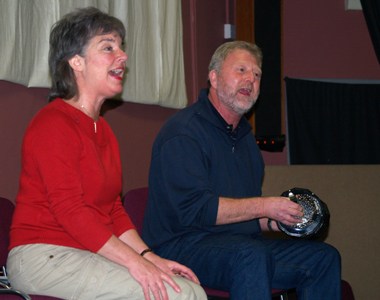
top-left (25, 99), bottom-right (82, 142)
top-left (31, 99), bottom-right (81, 126)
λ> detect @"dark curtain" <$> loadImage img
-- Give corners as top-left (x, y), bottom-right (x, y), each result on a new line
top-left (285, 77), bottom-right (380, 164)
top-left (254, 0), bottom-right (282, 136)
top-left (360, 0), bottom-right (380, 64)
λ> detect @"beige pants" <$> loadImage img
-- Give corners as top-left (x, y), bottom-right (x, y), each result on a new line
top-left (7, 244), bottom-right (207, 300)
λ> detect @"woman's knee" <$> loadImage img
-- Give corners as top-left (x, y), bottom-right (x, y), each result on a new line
top-left (170, 277), bottom-right (207, 300)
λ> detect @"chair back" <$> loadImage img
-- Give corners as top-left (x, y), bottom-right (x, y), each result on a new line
top-left (0, 197), bottom-right (14, 267)
top-left (122, 187), bottom-right (149, 234)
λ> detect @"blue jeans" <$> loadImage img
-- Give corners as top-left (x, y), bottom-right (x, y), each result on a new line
top-left (156, 234), bottom-right (341, 300)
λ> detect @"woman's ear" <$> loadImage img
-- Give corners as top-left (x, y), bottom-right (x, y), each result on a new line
top-left (68, 54), bottom-right (84, 71)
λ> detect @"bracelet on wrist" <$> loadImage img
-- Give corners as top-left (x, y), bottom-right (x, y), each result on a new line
top-left (140, 248), bottom-right (153, 257)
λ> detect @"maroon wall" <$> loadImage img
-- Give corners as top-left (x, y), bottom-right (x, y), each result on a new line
top-left (182, 0), bottom-right (232, 103)
top-left (1, 0), bottom-right (379, 201)
top-left (0, 81), bottom-right (48, 202)
top-left (283, 0), bottom-right (380, 79)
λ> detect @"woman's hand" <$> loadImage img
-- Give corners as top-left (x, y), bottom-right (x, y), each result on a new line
top-left (144, 251), bottom-right (200, 284)
top-left (98, 233), bottom-right (192, 300)
top-left (127, 253), bottom-right (182, 300)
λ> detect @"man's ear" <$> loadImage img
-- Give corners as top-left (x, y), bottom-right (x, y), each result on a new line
top-left (68, 54), bottom-right (84, 71)
top-left (209, 70), bottom-right (218, 88)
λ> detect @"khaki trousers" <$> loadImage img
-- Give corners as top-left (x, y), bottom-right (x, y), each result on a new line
top-left (7, 244), bottom-right (207, 300)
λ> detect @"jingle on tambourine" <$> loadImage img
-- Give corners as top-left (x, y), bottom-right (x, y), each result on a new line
top-left (277, 187), bottom-right (330, 238)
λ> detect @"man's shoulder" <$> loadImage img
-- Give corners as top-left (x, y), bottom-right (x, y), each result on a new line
top-left (164, 101), bottom-right (204, 130)
top-left (154, 104), bottom-right (212, 151)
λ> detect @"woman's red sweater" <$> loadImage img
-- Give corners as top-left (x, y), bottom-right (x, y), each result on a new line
top-left (10, 99), bottom-right (134, 252)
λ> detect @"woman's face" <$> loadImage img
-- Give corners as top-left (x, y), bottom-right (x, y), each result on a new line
top-left (76, 32), bottom-right (128, 100)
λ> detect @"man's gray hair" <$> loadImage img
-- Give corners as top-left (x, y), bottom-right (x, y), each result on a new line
top-left (208, 41), bottom-right (263, 74)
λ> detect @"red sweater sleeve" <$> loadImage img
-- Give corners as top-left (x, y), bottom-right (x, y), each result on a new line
top-left (111, 194), bottom-right (136, 238)
top-left (10, 100), bottom-right (135, 252)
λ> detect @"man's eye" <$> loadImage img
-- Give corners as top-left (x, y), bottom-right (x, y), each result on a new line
top-left (104, 46), bottom-right (113, 51)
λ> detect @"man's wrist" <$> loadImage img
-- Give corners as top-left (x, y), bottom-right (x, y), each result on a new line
top-left (267, 218), bottom-right (275, 232)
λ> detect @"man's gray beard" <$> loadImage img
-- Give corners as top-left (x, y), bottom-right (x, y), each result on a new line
top-left (219, 91), bottom-right (256, 116)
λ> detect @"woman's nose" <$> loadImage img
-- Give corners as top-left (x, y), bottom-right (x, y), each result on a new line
top-left (118, 49), bottom-right (128, 62)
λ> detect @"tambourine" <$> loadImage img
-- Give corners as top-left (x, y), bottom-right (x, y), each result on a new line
top-left (277, 187), bottom-right (330, 238)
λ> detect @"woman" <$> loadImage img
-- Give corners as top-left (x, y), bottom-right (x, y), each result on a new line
top-left (7, 7), bottom-right (206, 300)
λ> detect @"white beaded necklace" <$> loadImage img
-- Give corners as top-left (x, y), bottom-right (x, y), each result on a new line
top-left (80, 104), bottom-right (97, 133)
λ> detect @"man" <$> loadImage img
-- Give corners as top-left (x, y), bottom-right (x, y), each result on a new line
top-left (143, 41), bottom-right (341, 299)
